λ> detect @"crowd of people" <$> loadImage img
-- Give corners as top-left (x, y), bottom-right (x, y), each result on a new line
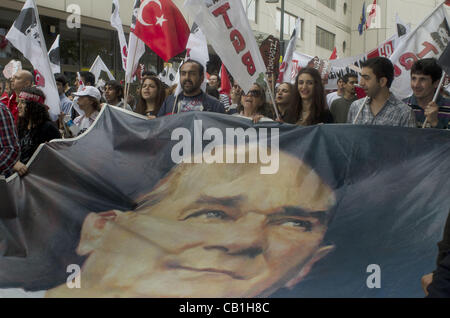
top-left (1, 56), bottom-right (450, 179)
top-left (0, 55), bottom-right (449, 297)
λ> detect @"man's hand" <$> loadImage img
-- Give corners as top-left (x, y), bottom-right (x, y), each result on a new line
top-left (147, 115), bottom-right (156, 120)
top-left (13, 161), bottom-right (28, 177)
top-left (424, 101), bottom-right (439, 128)
top-left (421, 273), bottom-right (433, 296)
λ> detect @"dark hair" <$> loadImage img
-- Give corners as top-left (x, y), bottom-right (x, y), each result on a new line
top-left (105, 80), bottom-right (124, 100)
top-left (294, 68), bottom-right (328, 125)
top-left (79, 71), bottom-right (95, 86)
top-left (181, 59), bottom-right (204, 76)
top-left (342, 73), bottom-right (358, 84)
top-left (135, 76), bottom-right (166, 116)
top-left (276, 82), bottom-right (300, 124)
top-left (209, 73), bottom-right (221, 83)
top-left (206, 86), bottom-right (220, 99)
top-left (361, 57), bottom-right (395, 88)
top-left (86, 96), bottom-right (101, 112)
top-left (411, 58), bottom-right (443, 83)
top-left (142, 70), bottom-right (157, 77)
top-left (55, 74), bottom-right (67, 87)
top-left (17, 87), bottom-right (50, 137)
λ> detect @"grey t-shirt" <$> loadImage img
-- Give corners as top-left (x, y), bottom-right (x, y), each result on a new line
top-left (330, 97), bottom-right (357, 124)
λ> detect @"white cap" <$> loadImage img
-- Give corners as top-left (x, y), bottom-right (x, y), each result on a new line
top-left (73, 86), bottom-right (101, 102)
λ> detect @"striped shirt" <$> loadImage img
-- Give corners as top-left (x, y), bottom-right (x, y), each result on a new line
top-left (347, 94), bottom-right (416, 128)
top-left (403, 95), bottom-right (450, 129)
top-left (0, 102), bottom-right (20, 177)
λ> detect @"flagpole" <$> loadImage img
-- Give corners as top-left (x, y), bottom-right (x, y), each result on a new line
top-left (264, 74), bottom-right (280, 121)
top-left (124, 38), bottom-right (138, 110)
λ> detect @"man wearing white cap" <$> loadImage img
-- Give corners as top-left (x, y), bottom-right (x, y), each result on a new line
top-left (72, 86), bottom-right (101, 136)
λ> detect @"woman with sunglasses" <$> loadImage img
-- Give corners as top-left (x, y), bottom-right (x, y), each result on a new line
top-left (135, 76), bottom-right (166, 119)
top-left (237, 83), bottom-right (275, 120)
top-left (294, 68), bottom-right (334, 126)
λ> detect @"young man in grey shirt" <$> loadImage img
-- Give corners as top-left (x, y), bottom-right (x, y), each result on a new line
top-left (330, 73), bottom-right (358, 124)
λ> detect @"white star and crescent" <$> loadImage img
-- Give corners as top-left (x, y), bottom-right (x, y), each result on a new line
top-left (137, 0), bottom-right (167, 27)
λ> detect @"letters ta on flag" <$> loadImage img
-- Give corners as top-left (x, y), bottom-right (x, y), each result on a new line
top-left (184, 0), bottom-right (267, 94)
top-left (6, 0), bottom-right (60, 120)
top-left (132, 0), bottom-right (190, 62)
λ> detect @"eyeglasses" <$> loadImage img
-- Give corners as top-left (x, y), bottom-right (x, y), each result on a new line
top-left (244, 90), bottom-right (262, 97)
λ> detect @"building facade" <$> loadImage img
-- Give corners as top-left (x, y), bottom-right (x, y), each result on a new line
top-left (0, 0), bottom-right (448, 81)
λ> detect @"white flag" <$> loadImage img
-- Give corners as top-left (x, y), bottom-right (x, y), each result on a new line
top-left (174, 23), bottom-right (209, 96)
top-left (278, 18), bottom-right (301, 84)
top-left (89, 55), bottom-right (115, 83)
top-left (158, 64), bottom-right (177, 86)
top-left (111, 0), bottom-right (128, 72)
top-left (390, 2), bottom-right (450, 100)
top-left (125, 0), bottom-right (146, 84)
top-left (48, 34), bottom-right (60, 74)
top-left (184, 0), bottom-right (266, 93)
top-left (6, 0), bottom-right (60, 120)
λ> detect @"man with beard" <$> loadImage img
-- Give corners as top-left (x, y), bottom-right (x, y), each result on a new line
top-left (157, 60), bottom-right (224, 116)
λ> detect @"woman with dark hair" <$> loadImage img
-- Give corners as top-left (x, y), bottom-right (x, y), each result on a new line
top-left (135, 76), bottom-right (166, 119)
top-left (294, 68), bottom-right (334, 126)
top-left (276, 82), bottom-right (300, 124)
top-left (237, 83), bottom-right (275, 120)
top-left (13, 87), bottom-right (61, 174)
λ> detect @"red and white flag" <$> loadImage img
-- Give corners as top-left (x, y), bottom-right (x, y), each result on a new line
top-left (365, 0), bottom-right (377, 29)
top-left (219, 63), bottom-right (232, 95)
top-left (125, 0), bottom-right (146, 84)
top-left (329, 47), bottom-right (338, 60)
top-left (133, 0), bottom-right (190, 62)
top-left (111, 0), bottom-right (128, 72)
top-left (277, 18), bottom-right (301, 84)
top-left (185, 0), bottom-right (266, 94)
top-left (6, 0), bottom-right (60, 120)
top-left (390, 2), bottom-right (450, 99)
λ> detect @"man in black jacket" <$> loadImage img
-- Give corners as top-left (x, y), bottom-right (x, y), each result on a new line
top-left (157, 60), bottom-right (224, 117)
top-left (422, 210), bottom-right (450, 297)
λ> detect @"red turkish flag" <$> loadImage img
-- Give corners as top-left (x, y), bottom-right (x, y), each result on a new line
top-left (329, 47), bottom-right (338, 60)
top-left (219, 63), bottom-right (231, 96)
top-left (132, 0), bottom-right (189, 62)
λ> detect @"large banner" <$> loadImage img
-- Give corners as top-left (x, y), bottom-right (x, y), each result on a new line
top-left (0, 106), bottom-right (449, 297)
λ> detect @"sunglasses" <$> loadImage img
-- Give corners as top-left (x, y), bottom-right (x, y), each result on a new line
top-left (244, 90), bottom-right (262, 97)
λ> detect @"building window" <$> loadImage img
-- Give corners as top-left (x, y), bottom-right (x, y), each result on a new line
top-left (276, 9), bottom-right (303, 40)
top-left (241, 0), bottom-right (257, 23)
top-left (316, 26), bottom-right (335, 51)
top-left (318, 0), bottom-right (336, 10)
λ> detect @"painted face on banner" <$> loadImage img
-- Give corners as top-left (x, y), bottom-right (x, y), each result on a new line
top-left (46, 147), bottom-right (336, 298)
